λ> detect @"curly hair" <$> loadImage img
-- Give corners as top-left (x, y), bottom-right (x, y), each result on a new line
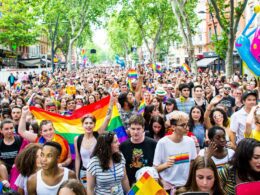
top-left (209, 108), bottom-right (229, 127)
top-left (231, 138), bottom-right (260, 182)
top-left (15, 143), bottom-right (42, 177)
top-left (91, 132), bottom-right (122, 171)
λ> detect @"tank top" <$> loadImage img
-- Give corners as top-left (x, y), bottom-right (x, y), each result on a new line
top-left (36, 168), bottom-right (69, 195)
top-left (80, 144), bottom-right (95, 169)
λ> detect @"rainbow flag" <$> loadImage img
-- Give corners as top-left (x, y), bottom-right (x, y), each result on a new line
top-left (128, 172), bottom-right (167, 195)
top-left (107, 104), bottom-right (128, 143)
top-left (137, 100), bottom-right (146, 115)
top-left (152, 64), bottom-right (162, 75)
top-left (30, 97), bottom-right (110, 156)
top-left (14, 82), bottom-right (21, 92)
top-left (181, 63), bottom-right (191, 73)
top-left (128, 69), bottom-right (138, 79)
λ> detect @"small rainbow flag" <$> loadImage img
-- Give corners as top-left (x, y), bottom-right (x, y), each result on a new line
top-left (14, 82), bottom-right (21, 92)
top-left (152, 64), bottom-right (162, 75)
top-left (128, 69), bottom-right (138, 79)
top-left (128, 172), bottom-right (167, 195)
top-left (29, 96), bottom-right (128, 157)
top-left (181, 63), bottom-right (191, 73)
top-left (137, 100), bottom-right (146, 115)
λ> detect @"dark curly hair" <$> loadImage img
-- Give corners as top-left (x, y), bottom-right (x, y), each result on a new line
top-left (15, 143), bottom-right (42, 177)
top-left (209, 108), bottom-right (229, 127)
top-left (231, 138), bottom-right (260, 182)
top-left (91, 132), bottom-right (122, 171)
top-left (148, 115), bottom-right (165, 139)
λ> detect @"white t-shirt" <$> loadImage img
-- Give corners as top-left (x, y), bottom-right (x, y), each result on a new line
top-left (153, 136), bottom-right (197, 186)
top-left (15, 174), bottom-right (28, 195)
top-left (199, 148), bottom-right (235, 171)
top-left (230, 107), bottom-right (255, 144)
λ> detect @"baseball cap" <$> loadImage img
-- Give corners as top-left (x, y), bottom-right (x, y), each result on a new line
top-left (242, 90), bottom-right (258, 101)
top-left (165, 98), bottom-right (175, 105)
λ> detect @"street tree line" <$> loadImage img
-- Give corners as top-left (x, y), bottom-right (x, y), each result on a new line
top-left (0, 0), bottom-right (248, 75)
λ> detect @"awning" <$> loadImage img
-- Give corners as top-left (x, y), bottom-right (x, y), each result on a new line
top-left (18, 59), bottom-right (41, 67)
top-left (197, 57), bottom-right (218, 67)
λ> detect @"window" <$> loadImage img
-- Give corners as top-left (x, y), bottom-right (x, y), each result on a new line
top-left (176, 57), bottom-right (180, 64)
top-left (199, 34), bottom-right (203, 41)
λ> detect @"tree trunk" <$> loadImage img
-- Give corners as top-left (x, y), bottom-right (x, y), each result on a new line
top-left (170, 0), bottom-right (197, 74)
top-left (67, 39), bottom-right (73, 71)
top-left (225, 34), bottom-right (234, 77)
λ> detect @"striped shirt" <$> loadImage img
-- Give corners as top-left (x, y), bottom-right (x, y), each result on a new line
top-left (87, 154), bottom-right (126, 195)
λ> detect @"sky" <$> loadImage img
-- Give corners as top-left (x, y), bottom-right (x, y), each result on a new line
top-left (92, 28), bottom-right (110, 51)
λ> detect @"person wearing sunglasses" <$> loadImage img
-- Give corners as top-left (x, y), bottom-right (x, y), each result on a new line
top-left (217, 83), bottom-right (235, 117)
top-left (153, 111), bottom-right (197, 194)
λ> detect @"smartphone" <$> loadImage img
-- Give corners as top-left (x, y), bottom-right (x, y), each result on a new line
top-left (181, 192), bottom-right (209, 195)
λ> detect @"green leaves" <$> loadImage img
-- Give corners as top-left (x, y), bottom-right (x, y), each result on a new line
top-left (0, 0), bottom-right (39, 48)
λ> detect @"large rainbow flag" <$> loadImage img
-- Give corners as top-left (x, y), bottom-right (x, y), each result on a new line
top-left (29, 96), bottom-right (128, 157)
top-left (128, 172), bottom-right (167, 195)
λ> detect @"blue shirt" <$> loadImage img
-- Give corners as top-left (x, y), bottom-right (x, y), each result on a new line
top-left (192, 124), bottom-right (205, 148)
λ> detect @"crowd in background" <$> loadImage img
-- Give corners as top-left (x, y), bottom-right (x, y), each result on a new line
top-left (0, 65), bottom-right (259, 195)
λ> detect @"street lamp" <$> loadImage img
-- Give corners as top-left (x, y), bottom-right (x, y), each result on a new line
top-left (198, 3), bottom-right (221, 73)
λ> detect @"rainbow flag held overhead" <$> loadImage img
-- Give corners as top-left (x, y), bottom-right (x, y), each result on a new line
top-left (181, 63), bottom-right (191, 73)
top-left (128, 172), bottom-right (167, 195)
top-left (152, 64), bottom-right (162, 75)
top-left (128, 69), bottom-right (138, 79)
top-left (14, 82), bottom-right (21, 92)
top-left (137, 100), bottom-right (146, 115)
top-left (107, 104), bottom-right (128, 143)
top-left (30, 96), bottom-right (128, 158)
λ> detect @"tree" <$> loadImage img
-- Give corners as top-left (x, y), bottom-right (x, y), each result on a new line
top-left (119, 0), bottom-right (178, 63)
top-left (170, 0), bottom-right (199, 74)
top-left (209, 0), bottom-right (248, 76)
top-left (0, 0), bottom-right (39, 50)
top-left (107, 13), bottom-right (142, 63)
top-left (64, 0), bottom-right (115, 71)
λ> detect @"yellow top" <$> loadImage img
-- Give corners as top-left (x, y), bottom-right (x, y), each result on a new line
top-left (245, 129), bottom-right (260, 141)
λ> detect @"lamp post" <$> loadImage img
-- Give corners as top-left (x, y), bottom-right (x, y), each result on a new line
top-left (198, 1), bottom-right (220, 73)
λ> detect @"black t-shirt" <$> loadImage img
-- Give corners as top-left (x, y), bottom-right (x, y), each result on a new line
top-left (0, 136), bottom-right (22, 173)
top-left (218, 95), bottom-right (235, 117)
top-left (119, 137), bottom-right (157, 186)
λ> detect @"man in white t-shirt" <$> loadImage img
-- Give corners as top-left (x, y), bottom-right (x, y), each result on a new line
top-left (153, 111), bottom-right (197, 191)
top-left (230, 91), bottom-right (257, 145)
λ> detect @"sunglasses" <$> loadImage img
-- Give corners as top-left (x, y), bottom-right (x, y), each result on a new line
top-left (224, 87), bottom-right (231, 90)
top-left (176, 123), bottom-right (188, 128)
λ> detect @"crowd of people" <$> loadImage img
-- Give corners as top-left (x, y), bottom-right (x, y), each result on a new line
top-left (0, 65), bottom-right (259, 195)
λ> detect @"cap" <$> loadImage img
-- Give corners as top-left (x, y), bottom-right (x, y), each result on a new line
top-left (242, 90), bottom-right (258, 101)
top-left (135, 167), bottom-right (159, 180)
top-left (165, 98), bottom-right (175, 105)
top-left (155, 87), bottom-right (167, 96)
top-left (75, 95), bottom-right (83, 99)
